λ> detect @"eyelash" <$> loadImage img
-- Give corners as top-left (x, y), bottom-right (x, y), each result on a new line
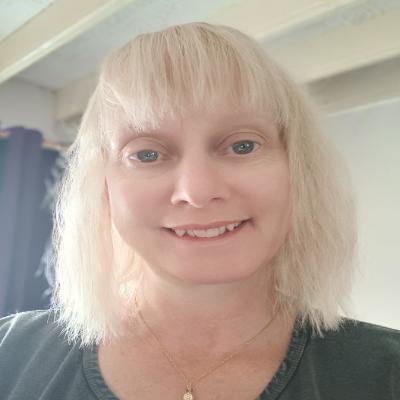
top-left (128, 140), bottom-right (261, 164)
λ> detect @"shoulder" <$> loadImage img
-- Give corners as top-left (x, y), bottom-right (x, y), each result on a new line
top-left (1, 309), bottom-right (57, 335)
top-left (0, 309), bottom-right (66, 349)
top-left (279, 319), bottom-right (400, 399)
top-left (0, 309), bottom-right (75, 368)
top-left (312, 318), bottom-right (400, 357)
top-left (329, 317), bottom-right (400, 338)
top-left (0, 309), bottom-right (79, 363)
top-left (0, 310), bottom-right (89, 398)
top-left (304, 318), bottom-right (400, 388)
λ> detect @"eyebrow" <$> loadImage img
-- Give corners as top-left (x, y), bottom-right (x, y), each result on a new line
top-left (131, 122), bottom-right (273, 136)
top-left (120, 129), bottom-right (172, 144)
top-left (122, 128), bottom-right (271, 147)
top-left (132, 131), bottom-right (163, 138)
top-left (118, 116), bottom-right (277, 145)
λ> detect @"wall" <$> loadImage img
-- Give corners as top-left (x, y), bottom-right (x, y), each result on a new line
top-left (0, 78), bottom-right (55, 141)
top-left (326, 98), bottom-right (400, 329)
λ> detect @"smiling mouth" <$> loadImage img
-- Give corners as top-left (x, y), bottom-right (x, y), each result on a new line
top-left (164, 219), bottom-right (250, 240)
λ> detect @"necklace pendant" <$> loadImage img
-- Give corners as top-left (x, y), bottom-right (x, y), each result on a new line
top-left (183, 383), bottom-right (194, 400)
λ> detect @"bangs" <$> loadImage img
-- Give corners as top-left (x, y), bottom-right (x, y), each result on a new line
top-left (97, 23), bottom-right (290, 141)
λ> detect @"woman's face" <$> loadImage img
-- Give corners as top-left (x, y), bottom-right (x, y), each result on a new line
top-left (105, 101), bottom-right (292, 285)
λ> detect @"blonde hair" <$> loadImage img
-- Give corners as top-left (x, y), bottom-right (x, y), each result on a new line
top-left (51, 22), bottom-right (357, 345)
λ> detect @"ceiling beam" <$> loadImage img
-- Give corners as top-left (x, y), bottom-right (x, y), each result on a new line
top-left (268, 8), bottom-right (400, 82)
top-left (309, 57), bottom-right (400, 116)
top-left (0, 0), bottom-right (54, 42)
top-left (208, 0), bottom-right (361, 40)
top-left (0, 0), bottom-right (134, 85)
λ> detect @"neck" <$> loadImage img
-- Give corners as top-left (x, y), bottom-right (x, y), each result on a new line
top-left (131, 266), bottom-right (285, 357)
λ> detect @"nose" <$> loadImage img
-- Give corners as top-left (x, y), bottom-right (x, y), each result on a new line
top-left (170, 154), bottom-right (230, 208)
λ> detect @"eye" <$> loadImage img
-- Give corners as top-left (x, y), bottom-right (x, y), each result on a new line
top-left (229, 140), bottom-right (259, 155)
top-left (129, 150), bottom-right (160, 163)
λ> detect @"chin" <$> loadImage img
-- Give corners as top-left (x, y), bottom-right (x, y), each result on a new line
top-left (161, 260), bottom-right (265, 286)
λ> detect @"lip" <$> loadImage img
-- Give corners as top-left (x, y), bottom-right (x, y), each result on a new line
top-left (167, 219), bottom-right (249, 230)
top-left (163, 219), bottom-right (250, 242)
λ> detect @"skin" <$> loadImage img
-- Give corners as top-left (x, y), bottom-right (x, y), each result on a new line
top-left (102, 101), bottom-right (294, 394)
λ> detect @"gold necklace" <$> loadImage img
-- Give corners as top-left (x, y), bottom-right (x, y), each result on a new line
top-left (133, 292), bottom-right (277, 400)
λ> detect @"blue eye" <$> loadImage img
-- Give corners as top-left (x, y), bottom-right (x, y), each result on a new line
top-left (231, 141), bottom-right (257, 155)
top-left (131, 150), bottom-right (159, 163)
top-left (129, 140), bottom-right (258, 164)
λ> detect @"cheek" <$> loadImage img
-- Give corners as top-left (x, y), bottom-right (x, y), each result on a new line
top-left (106, 173), bottom-right (163, 233)
top-left (245, 161), bottom-right (292, 238)
top-left (267, 167), bottom-right (291, 208)
top-left (241, 160), bottom-right (291, 210)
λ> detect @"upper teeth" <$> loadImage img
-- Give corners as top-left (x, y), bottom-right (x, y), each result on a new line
top-left (172, 221), bottom-right (243, 238)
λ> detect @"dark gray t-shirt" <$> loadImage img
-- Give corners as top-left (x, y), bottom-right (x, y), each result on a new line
top-left (0, 310), bottom-right (399, 399)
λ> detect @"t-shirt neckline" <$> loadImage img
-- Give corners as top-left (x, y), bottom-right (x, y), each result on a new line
top-left (83, 316), bottom-right (309, 400)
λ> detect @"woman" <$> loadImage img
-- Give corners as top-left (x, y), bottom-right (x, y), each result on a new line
top-left (0, 22), bottom-right (399, 400)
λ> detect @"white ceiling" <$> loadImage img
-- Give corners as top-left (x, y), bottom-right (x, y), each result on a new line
top-left (16, 0), bottom-right (241, 89)
top-left (0, 0), bottom-right (54, 41)
top-left (1, 0), bottom-right (400, 139)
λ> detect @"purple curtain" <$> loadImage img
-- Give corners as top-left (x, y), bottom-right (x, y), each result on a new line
top-left (0, 126), bottom-right (60, 317)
